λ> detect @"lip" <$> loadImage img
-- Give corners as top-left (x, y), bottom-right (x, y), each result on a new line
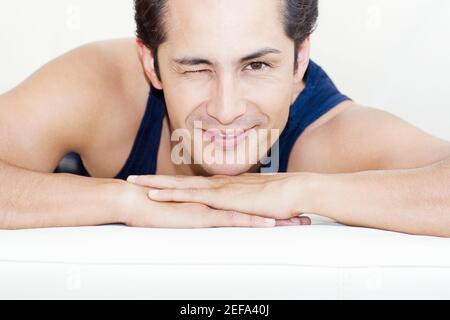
top-left (202, 126), bottom-right (257, 149)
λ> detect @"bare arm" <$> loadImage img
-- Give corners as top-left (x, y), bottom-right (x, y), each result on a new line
top-left (0, 160), bottom-right (124, 229)
top-left (0, 41), bottom-right (129, 229)
top-left (0, 154), bottom-right (275, 230)
top-left (306, 158), bottom-right (450, 236)
top-left (290, 104), bottom-right (450, 236)
top-left (293, 105), bottom-right (450, 236)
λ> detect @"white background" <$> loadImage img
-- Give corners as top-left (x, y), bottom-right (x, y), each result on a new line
top-left (0, 0), bottom-right (449, 140)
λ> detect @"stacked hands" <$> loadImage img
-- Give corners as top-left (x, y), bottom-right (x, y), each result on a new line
top-left (122, 173), bottom-right (314, 228)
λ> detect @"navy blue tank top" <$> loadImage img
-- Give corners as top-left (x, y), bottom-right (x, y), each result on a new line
top-left (55, 60), bottom-right (350, 178)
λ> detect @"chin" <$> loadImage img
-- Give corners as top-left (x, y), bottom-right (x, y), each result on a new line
top-left (200, 162), bottom-right (254, 176)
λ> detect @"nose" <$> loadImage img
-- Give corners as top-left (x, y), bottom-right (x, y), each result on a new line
top-left (206, 72), bottom-right (246, 125)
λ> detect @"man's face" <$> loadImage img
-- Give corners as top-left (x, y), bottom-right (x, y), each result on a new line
top-left (145, 0), bottom-right (308, 175)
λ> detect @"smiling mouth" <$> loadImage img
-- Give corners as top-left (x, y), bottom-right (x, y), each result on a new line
top-left (202, 126), bottom-right (258, 149)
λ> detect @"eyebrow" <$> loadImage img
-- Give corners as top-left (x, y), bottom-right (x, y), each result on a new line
top-left (173, 47), bottom-right (282, 66)
top-left (239, 48), bottom-right (282, 63)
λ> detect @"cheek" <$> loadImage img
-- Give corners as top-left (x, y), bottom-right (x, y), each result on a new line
top-left (248, 84), bottom-right (292, 129)
top-left (163, 88), bottom-right (204, 128)
top-left (160, 70), bottom-right (212, 128)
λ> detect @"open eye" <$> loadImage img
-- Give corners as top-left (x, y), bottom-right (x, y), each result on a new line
top-left (244, 61), bottom-right (270, 72)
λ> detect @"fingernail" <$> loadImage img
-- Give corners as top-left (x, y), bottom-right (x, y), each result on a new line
top-left (148, 190), bottom-right (160, 198)
top-left (300, 217), bottom-right (311, 225)
top-left (127, 175), bottom-right (138, 183)
top-left (260, 218), bottom-right (276, 227)
top-left (290, 217), bottom-right (302, 224)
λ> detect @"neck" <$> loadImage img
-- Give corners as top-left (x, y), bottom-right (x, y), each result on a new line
top-left (292, 79), bottom-right (306, 104)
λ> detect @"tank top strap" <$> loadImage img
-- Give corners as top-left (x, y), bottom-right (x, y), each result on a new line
top-left (114, 87), bottom-right (166, 180)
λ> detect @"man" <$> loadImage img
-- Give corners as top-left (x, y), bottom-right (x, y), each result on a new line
top-left (0, 0), bottom-right (449, 236)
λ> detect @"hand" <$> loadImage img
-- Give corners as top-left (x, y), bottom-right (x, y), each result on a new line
top-left (127, 173), bottom-right (312, 224)
top-left (117, 182), bottom-right (307, 228)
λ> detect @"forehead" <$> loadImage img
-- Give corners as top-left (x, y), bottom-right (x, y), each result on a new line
top-left (164, 0), bottom-right (288, 55)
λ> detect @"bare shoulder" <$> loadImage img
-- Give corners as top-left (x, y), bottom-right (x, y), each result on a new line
top-left (79, 38), bottom-right (150, 104)
top-left (287, 101), bottom-right (379, 173)
top-left (0, 38), bottom-right (149, 172)
top-left (288, 101), bottom-right (450, 173)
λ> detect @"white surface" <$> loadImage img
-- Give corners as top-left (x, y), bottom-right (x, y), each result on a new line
top-left (1, 215), bottom-right (450, 299)
top-left (0, 0), bottom-right (449, 140)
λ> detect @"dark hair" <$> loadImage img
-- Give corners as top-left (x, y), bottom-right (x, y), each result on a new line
top-left (135, 0), bottom-right (318, 78)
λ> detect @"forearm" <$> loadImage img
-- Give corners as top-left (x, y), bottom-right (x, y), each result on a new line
top-left (0, 159), bottom-right (125, 229)
top-left (302, 158), bottom-right (450, 237)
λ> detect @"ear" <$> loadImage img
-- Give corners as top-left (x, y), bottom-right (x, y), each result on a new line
top-left (136, 38), bottom-right (163, 90)
top-left (292, 37), bottom-right (311, 102)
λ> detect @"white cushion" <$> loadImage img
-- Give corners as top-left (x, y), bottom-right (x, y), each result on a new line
top-left (1, 215), bottom-right (450, 299)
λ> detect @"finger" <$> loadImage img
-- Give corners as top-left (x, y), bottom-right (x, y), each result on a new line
top-left (161, 203), bottom-right (276, 228)
top-left (148, 188), bottom-right (217, 205)
top-left (148, 188), bottom-right (251, 215)
top-left (276, 218), bottom-right (302, 227)
top-left (293, 216), bottom-right (311, 225)
top-left (127, 175), bottom-right (216, 189)
top-left (276, 217), bottom-right (311, 226)
top-left (199, 208), bottom-right (276, 228)
top-left (300, 216), bottom-right (311, 225)
top-left (148, 188), bottom-right (275, 218)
